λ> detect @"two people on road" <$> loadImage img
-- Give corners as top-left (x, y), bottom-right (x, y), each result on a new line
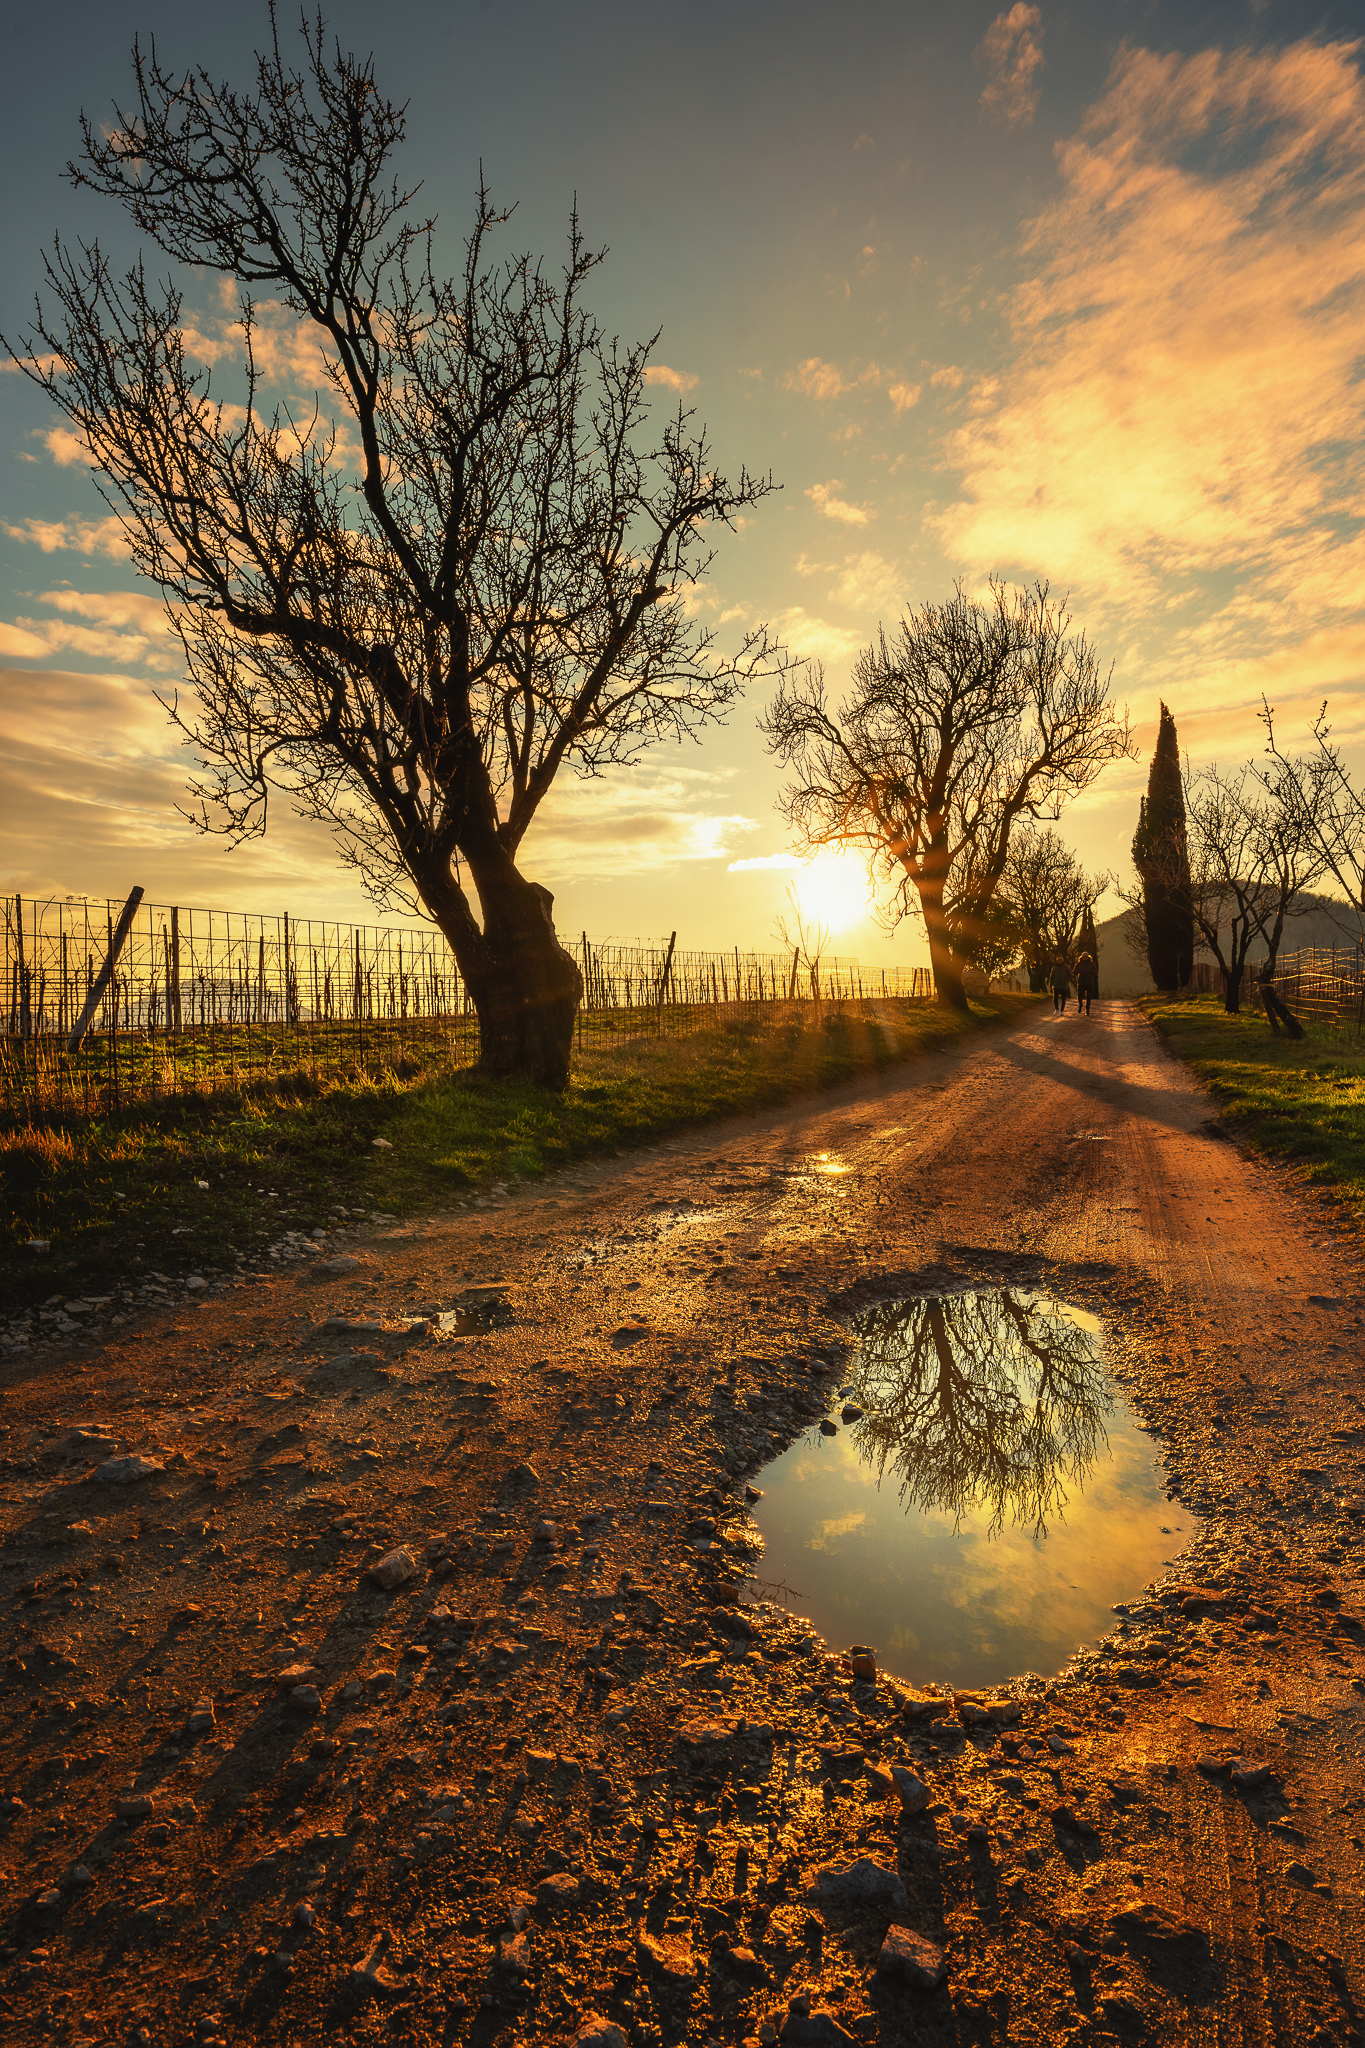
top-left (1050, 950), bottom-right (1098, 1016)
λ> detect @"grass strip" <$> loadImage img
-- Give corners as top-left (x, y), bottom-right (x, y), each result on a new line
top-left (1, 993), bottom-right (1034, 1314)
top-left (1141, 991), bottom-right (1365, 1225)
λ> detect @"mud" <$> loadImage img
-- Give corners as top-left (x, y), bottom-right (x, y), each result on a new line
top-left (2, 998), bottom-right (1364, 2047)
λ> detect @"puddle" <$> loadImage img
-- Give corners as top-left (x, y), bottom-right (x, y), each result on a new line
top-left (745, 1289), bottom-right (1184, 1688)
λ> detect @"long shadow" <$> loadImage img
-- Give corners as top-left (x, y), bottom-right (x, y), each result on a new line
top-left (989, 1015), bottom-right (1220, 1142)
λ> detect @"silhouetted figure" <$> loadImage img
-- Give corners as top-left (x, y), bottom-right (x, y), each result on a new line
top-left (1075, 951), bottom-right (1097, 1016)
top-left (1049, 952), bottom-right (1071, 1015)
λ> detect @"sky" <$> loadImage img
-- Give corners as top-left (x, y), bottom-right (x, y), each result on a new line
top-left (3, 0), bottom-right (1364, 968)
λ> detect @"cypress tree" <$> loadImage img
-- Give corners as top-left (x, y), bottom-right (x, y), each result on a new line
top-left (1132, 702), bottom-right (1194, 989)
top-left (1081, 901), bottom-right (1099, 996)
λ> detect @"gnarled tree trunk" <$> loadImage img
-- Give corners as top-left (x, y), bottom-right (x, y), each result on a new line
top-left (417, 849), bottom-right (583, 1092)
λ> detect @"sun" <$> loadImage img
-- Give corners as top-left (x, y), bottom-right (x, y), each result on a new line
top-left (790, 850), bottom-right (874, 934)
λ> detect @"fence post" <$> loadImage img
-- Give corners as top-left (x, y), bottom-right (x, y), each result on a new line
top-left (66, 887), bottom-right (144, 1053)
top-left (655, 930), bottom-right (677, 1023)
top-left (15, 896), bottom-right (30, 1041)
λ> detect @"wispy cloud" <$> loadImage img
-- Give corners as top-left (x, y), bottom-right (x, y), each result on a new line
top-left (3, 516), bottom-right (127, 559)
top-left (806, 482), bottom-right (875, 527)
top-left (938, 36), bottom-right (1365, 674)
top-left (0, 588), bottom-right (180, 670)
top-left (727, 852), bottom-right (803, 873)
top-left (977, 4), bottom-right (1045, 131)
top-left (643, 364), bottom-right (700, 393)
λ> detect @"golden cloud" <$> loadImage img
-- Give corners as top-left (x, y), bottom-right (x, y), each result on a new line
top-left (977, 4), bottom-right (1045, 131)
top-left (643, 364), bottom-right (700, 393)
top-left (939, 36), bottom-right (1365, 675)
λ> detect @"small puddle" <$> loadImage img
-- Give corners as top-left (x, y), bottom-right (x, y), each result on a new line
top-left (745, 1289), bottom-right (1184, 1687)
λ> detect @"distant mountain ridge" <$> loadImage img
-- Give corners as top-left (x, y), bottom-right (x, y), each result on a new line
top-left (1094, 891), bottom-right (1360, 996)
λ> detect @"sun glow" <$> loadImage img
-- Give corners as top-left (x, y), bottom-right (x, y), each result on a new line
top-left (789, 850), bottom-right (875, 934)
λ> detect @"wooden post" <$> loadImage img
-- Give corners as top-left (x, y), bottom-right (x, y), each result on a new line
top-left (15, 896), bottom-right (31, 1041)
top-left (170, 907), bottom-right (182, 1032)
top-left (655, 931), bottom-right (677, 1016)
top-left (67, 887), bottom-right (143, 1053)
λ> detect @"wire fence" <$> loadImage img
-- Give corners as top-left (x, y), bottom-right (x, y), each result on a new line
top-left (1260, 945), bottom-right (1365, 1030)
top-left (1, 889), bottom-right (934, 1125)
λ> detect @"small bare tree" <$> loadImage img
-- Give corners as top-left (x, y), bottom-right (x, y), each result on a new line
top-left (8, 14), bottom-right (786, 1087)
top-left (761, 581), bottom-right (1132, 1010)
top-left (1185, 762), bottom-right (1323, 1013)
top-left (772, 882), bottom-right (831, 1002)
top-left (1260, 702), bottom-right (1359, 951)
top-left (999, 827), bottom-right (1110, 993)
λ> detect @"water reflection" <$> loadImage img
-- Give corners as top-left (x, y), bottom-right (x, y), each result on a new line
top-left (745, 1288), bottom-right (1180, 1685)
top-left (851, 1291), bottom-right (1110, 1537)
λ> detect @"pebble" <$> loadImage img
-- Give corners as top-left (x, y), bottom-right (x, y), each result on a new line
top-left (322, 1257), bottom-right (365, 1277)
top-left (364, 1547), bottom-right (417, 1591)
top-left (115, 1793), bottom-right (156, 1822)
top-left (292, 1901), bottom-right (317, 1929)
top-left (864, 1762), bottom-right (895, 1800)
top-left (287, 1685), bottom-right (322, 1714)
top-left (840, 1404), bottom-right (864, 1423)
top-left (818, 1419), bottom-right (838, 1436)
top-left (185, 1700), bottom-right (216, 1734)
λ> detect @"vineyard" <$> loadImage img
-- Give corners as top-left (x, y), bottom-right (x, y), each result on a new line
top-left (1, 889), bottom-right (933, 1123)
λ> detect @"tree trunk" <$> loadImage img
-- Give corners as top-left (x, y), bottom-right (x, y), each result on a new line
top-left (920, 887), bottom-right (969, 1012)
top-left (417, 848), bottom-right (583, 1090)
top-left (1223, 960), bottom-right (1245, 1014)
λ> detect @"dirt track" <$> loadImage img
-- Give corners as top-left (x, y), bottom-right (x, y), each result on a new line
top-left (4, 996), bottom-right (1365, 2048)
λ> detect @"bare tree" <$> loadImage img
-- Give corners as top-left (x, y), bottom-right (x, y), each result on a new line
top-left (761, 581), bottom-right (1131, 1011)
top-left (7, 14), bottom-right (786, 1087)
top-left (771, 882), bottom-right (831, 1001)
top-left (1185, 762), bottom-right (1323, 1013)
top-left (999, 827), bottom-right (1110, 993)
top-left (1260, 702), bottom-right (1360, 951)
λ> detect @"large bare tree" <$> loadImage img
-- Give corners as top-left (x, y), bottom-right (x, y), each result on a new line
top-left (761, 581), bottom-right (1131, 1010)
top-left (8, 13), bottom-right (785, 1087)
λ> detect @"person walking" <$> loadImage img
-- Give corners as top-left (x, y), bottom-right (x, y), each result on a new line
top-left (1075, 950), bottom-right (1097, 1016)
top-left (1049, 951), bottom-right (1071, 1015)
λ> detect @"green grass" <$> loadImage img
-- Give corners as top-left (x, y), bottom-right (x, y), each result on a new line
top-left (0, 993), bottom-right (1034, 1313)
top-left (1142, 991), bottom-right (1365, 1223)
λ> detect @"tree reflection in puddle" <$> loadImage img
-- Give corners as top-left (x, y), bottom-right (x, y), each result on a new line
top-left (853, 1291), bottom-right (1111, 1537)
top-left (745, 1290), bottom-right (1184, 1687)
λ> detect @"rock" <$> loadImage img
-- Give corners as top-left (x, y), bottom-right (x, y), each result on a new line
top-left (840, 1404), bottom-right (863, 1423)
top-left (1047, 1733), bottom-right (1075, 1755)
top-left (535, 1873), bottom-right (582, 1911)
top-left (533, 1520), bottom-right (558, 1543)
top-left (1232, 1762), bottom-right (1276, 1791)
top-left (349, 1933), bottom-right (406, 1997)
top-left (293, 1901), bottom-right (317, 1929)
top-left (69, 1865), bottom-right (93, 1888)
top-left (811, 1857), bottom-right (908, 1911)
top-left (780, 2012), bottom-right (860, 2046)
top-left (849, 1647), bottom-right (876, 1681)
top-left (636, 1930), bottom-right (698, 1988)
top-left (341, 1680), bottom-right (363, 1702)
top-left (364, 1547), bottom-right (417, 1591)
top-left (115, 1793), bottom-right (155, 1822)
top-left (57, 1427), bottom-right (116, 1458)
top-left (818, 1743), bottom-right (865, 1780)
top-left (288, 1685), bottom-right (322, 1714)
top-left (278, 1662), bottom-right (315, 1684)
top-left (495, 1931), bottom-right (531, 1980)
top-left (570, 2016), bottom-right (629, 2048)
top-left (36, 1886), bottom-right (62, 1908)
top-left (897, 1692), bottom-right (952, 1723)
top-left (865, 1762), bottom-right (895, 1800)
top-left (875, 1924), bottom-right (946, 1989)
top-left (818, 1419), bottom-right (838, 1436)
top-left (371, 1137), bottom-right (394, 1150)
top-left (526, 1750), bottom-right (556, 1783)
top-left (322, 1256), bottom-right (364, 1277)
top-left (96, 1454), bottom-right (164, 1485)
top-left (890, 1766), bottom-right (930, 1816)
top-left (185, 1699), bottom-right (216, 1735)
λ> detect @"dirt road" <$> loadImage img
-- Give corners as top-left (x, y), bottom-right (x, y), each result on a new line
top-left (4, 996), bottom-right (1365, 2048)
